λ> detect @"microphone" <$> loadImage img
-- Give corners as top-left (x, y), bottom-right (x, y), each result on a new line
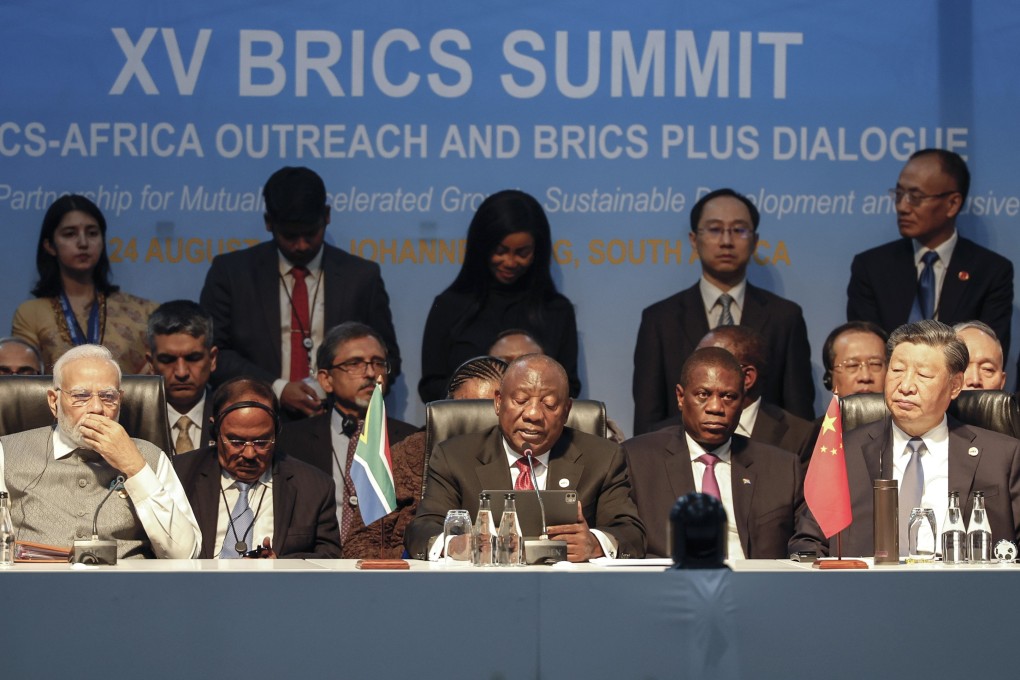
top-left (521, 448), bottom-right (567, 565)
top-left (72, 475), bottom-right (126, 565)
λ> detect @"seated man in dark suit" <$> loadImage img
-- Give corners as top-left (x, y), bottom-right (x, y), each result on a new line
top-left (173, 377), bottom-right (341, 559)
top-left (276, 321), bottom-right (416, 558)
top-left (633, 188), bottom-right (814, 434)
top-left (406, 354), bottom-right (645, 562)
top-left (200, 166), bottom-right (401, 419)
top-left (847, 149), bottom-right (1013, 356)
top-left (146, 300), bottom-right (218, 455)
top-left (624, 347), bottom-right (816, 559)
top-left (835, 320), bottom-right (1020, 557)
top-left (821, 321), bottom-right (889, 399)
top-left (953, 320), bottom-right (1007, 391)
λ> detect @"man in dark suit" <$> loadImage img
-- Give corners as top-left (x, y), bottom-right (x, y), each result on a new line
top-left (847, 149), bottom-right (1013, 358)
top-left (405, 354), bottom-right (645, 562)
top-left (173, 377), bottom-right (341, 559)
top-left (277, 321), bottom-right (417, 557)
top-left (147, 300), bottom-right (217, 455)
top-left (200, 166), bottom-right (400, 418)
top-left (624, 347), bottom-right (817, 559)
top-left (832, 320), bottom-right (1020, 557)
top-left (633, 188), bottom-right (814, 435)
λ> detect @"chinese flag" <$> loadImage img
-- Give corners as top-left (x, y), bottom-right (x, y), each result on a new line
top-left (804, 396), bottom-right (852, 538)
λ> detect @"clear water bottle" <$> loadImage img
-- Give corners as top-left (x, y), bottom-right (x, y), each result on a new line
top-left (967, 491), bottom-right (992, 564)
top-left (497, 492), bottom-right (524, 566)
top-left (0, 491), bottom-right (14, 567)
top-left (941, 491), bottom-right (967, 564)
top-left (472, 492), bottom-right (497, 567)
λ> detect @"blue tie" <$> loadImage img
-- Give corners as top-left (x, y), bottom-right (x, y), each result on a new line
top-left (917, 251), bottom-right (939, 319)
top-left (220, 481), bottom-right (254, 559)
top-left (899, 438), bottom-right (925, 556)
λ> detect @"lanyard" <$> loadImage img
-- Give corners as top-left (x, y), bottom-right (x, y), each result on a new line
top-left (58, 290), bottom-right (102, 345)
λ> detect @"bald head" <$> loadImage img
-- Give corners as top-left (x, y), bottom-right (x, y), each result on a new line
top-left (696, 326), bottom-right (764, 402)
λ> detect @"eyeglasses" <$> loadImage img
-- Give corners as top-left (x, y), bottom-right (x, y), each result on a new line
top-left (696, 225), bottom-right (754, 241)
top-left (833, 358), bottom-right (886, 374)
top-left (888, 188), bottom-right (958, 207)
top-left (0, 367), bottom-right (39, 376)
top-left (220, 436), bottom-right (275, 454)
top-left (57, 388), bottom-right (122, 406)
top-left (330, 359), bottom-right (390, 376)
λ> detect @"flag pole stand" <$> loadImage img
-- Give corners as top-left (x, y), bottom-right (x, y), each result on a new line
top-left (813, 532), bottom-right (868, 569)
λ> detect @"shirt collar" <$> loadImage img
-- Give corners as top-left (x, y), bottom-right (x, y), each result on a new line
top-left (277, 246), bottom-right (324, 277)
top-left (699, 276), bottom-right (746, 314)
top-left (685, 431), bottom-right (732, 465)
top-left (912, 229), bottom-right (957, 266)
top-left (169, 394), bottom-right (206, 429)
top-left (500, 436), bottom-right (551, 469)
top-left (221, 466), bottom-right (273, 491)
top-left (51, 426), bottom-right (78, 460)
top-left (891, 415), bottom-right (950, 454)
top-left (737, 397), bottom-right (761, 437)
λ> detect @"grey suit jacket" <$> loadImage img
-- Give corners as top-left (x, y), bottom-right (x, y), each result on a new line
top-left (173, 447), bottom-right (341, 558)
top-left (623, 426), bottom-right (820, 559)
top-left (832, 416), bottom-right (1020, 557)
top-left (404, 426), bottom-right (645, 559)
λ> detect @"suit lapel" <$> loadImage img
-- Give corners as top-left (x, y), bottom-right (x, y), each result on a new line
top-left (729, 437), bottom-right (757, 558)
top-left (937, 238), bottom-right (972, 322)
top-left (194, 453), bottom-right (222, 558)
top-left (750, 405), bottom-right (786, 447)
top-left (740, 285), bottom-right (768, 335)
top-left (663, 431), bottom-right (697, 499)
top-left (678, 286), bottom-right (711, 352)
top-left (474, 428), bottom-right (514, 491)
top-left (322, 246), bottom-right (346, 327)
top-left (888, 240), bottom-right (920, 321)
top-left (948, 418), bottom-right (980, 503)
top-left (546, 431), bottom-right (584, 492)
top-left (272, 456), bottom-right (296, 553)
top-left (256, 244), bottom-right (283, 367)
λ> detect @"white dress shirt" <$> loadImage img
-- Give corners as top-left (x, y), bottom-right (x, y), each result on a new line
top-left (686, 432), bottom-right (744, 560)
top-left (736, 397), bottom-right (762, 438)
top-left (699, 276), bottom-right (747, 327)
top-left (215, 468), bottom-right (275, 557)
top-left (273, 248), bottom-right (326, 396)
top-left (891, 417), bottom-right (950, 528)
top-left (168, 395), bottom-right (206, 453)
top-left (912, 229), bottom-right (957, 318)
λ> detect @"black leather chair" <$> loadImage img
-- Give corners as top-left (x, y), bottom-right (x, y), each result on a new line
top-left (0, 375), bottom-right (173, 454)
top-left (839, 389), bottom-right (1020, 438)
top-left (421, 398), bottom-right (608, 498)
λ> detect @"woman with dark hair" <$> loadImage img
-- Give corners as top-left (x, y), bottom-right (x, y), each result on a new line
top-left (418, 190), bottom-right (579, 403)
top-left (11, 194), bottom-right (156, 373)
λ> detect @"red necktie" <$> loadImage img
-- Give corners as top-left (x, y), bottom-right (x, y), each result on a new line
top-left (697, 454), bottom-right (721, 500)
top-left (514, 458), bottom-right (536, 491)
top-left (289, 266), bottom-right (310, 381)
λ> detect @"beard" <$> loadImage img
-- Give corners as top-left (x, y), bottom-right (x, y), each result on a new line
top-left (56, 401), bottom-right (118, 450)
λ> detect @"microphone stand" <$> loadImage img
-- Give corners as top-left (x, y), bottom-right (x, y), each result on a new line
top-left (72, 475), bottom-right (126, 565)
top-left (522, 449), bottom-right (567, 565)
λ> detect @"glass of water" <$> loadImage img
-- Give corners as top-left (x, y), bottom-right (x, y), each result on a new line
top-left (907, 507), bottom-right (937, 563)
top-left (443, 509), bottom-right (473, 566)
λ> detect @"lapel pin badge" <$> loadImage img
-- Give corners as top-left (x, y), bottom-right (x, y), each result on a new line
top-left (968, 447), bottom-right (979, 457)
top-left (958, 271), bottom-right (970, 281)
top-left (558, 478), bottom-right (569, 488)
top-left (742, 478), bottom-right (751, 485)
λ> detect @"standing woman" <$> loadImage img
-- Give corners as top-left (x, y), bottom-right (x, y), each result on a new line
top-left (418, 190), bottom-right (580, 403)
top-left (12, 194), bottom-right (157, 373)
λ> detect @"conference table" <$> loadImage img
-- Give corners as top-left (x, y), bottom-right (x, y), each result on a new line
top-left (4, 557), bottom-right (1017, 679)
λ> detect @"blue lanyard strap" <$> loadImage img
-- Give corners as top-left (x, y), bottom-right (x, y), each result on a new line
top-left (57, 290), bottom-right (103, 346)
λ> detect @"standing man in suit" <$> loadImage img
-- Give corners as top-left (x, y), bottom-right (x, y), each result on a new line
top-left (200, 166), bottom-right (401, 419)
top-left (847, 149), bottom-right (1013, 358)
top-left (146, 300), bottom-right (217, 455)
top-left (624, 347), bottom-right (817, 559)
top-left (405, 354), bottom-right (645, 562)
top-left (632, 188), bottom-right (814, 435)
top-left (953, 320), bottom-right (1007, 391)
top-left (835, 320), bottom-right (1020, 557)
top-left (276, 321), bottom-right (417, 557)
top-left (173, 377), bottom-right (341, 559)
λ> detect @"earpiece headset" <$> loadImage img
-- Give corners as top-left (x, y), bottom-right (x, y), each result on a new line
top-left (210, 400), bottom-right (282, 440)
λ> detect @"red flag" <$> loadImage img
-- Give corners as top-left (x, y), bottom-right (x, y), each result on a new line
top-left (804, 395), bottom-right (852, 538)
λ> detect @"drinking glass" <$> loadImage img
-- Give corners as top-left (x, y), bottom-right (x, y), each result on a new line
top-left (907, 507), bottom-right (937, 563)
top-left (443, 509), bottom-right (473, 566)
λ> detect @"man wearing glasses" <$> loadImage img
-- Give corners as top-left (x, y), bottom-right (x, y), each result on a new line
top-left (173, 376), bottom-right (341, 558)
top-left (0, 336), bottom-right (44, 376)
top-left (0, 344), bottom-right (201, 558)
top-left (277, 322), bottom-right (417, 557)
top-left (847, 149), bottom-right (1013, 361)
top-left (633, 188), bottom-right (815, 435)
top-left (821, 321), bottom-right (889, 398)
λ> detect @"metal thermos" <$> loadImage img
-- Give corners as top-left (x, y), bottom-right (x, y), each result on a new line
top-left (873, 479), bottom-right (899, 564)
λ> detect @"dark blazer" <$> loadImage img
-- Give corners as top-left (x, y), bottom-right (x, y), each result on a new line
top-left (200, 241), bottom-right (401, 385)
top-left (277, 411), bottom-right (419, 474)
top-left (173, 446), bottom-right (342, 558)
top-left (833, 416), bottom-right (1020, 557)
top-left (847, 236), bottom-right (1014, 356)
top-left (405, 426), bottom-right (646, 560)
top-left (168, 396), bottom-right (216, 456)
top-left (632, 282), bottom-right (815, 434)
top-left (623, 426), bottom-right (819, 559)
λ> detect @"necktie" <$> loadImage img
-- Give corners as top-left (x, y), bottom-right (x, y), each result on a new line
top-left (697, 454), bottom-right (721, 500)
top-left (174, 415), bottom-right (195, 454)
top-left (289, 266), bottom-right (311, 381)
top-left (340, 420), bottom-right (364, 544)
top-left (220, 481), bottom-right (254, 559)
top-left (899, 437), bottom-right (926, 556)
top-left (917, 251), bottom-right (940, 319)
top-left (717, 293), bottom-right (734, 327)
top-left (514, 457), bottom-right (537, 491)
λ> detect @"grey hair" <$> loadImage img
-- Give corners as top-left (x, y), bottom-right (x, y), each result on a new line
top-left (316, 321), bottom-right (387, 370)
top-left (952, 320), bottom-right (1000, 343)
top-left (52, 344), bottom-right (121, 389)
top-left (888, 320), bottom-right (968, 375)
top-left (147, 300), bottom-right (214, 350)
